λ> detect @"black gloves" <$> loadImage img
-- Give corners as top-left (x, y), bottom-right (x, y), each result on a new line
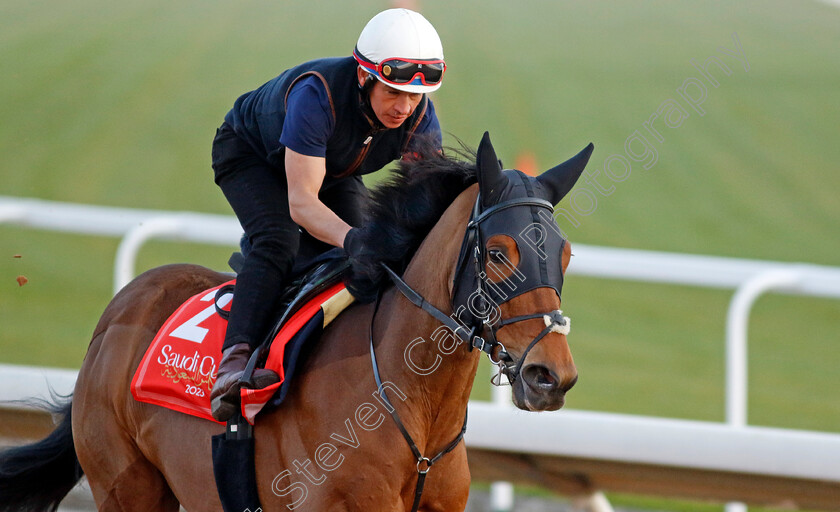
top-left (343, 227), bottom-right (364, 260)
top-left (343, 228), bottom-right (380, 303)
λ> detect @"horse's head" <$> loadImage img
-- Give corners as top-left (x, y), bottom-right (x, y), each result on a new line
top-left (452, 132), bottom-right (593, 411)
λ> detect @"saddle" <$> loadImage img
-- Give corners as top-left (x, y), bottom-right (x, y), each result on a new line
top-left (228, 247), bottom-right (349, 330)
top-left (226, 246), bottom-right (353, 403)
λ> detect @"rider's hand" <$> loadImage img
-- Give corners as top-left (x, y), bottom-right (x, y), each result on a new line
top-left (343, 227), bottom-right (363, 258)
top-left (342, 228), bottom-right (379, 303)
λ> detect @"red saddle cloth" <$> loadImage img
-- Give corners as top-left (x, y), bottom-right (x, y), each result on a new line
top-left (130, 280), bottom-right (352, 424)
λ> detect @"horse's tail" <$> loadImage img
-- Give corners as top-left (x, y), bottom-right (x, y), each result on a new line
top-left (0, 395), bottom-right (84, 511)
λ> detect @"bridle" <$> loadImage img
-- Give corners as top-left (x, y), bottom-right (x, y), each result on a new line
top-left (450, 193), bottom-right (571, 385)
top-left (368, 191), bottom-right (570, 511)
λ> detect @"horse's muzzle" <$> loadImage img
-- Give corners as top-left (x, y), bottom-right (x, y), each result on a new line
top-left (512, 363), bottom-right (577, 412)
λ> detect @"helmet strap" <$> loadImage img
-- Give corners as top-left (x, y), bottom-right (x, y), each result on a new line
top-left (358, 74), bottom-right (384, 128)
top-left (359, 72), bottom-right (376, 93)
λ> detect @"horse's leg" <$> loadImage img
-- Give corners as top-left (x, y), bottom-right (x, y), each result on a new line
top-left (74, 403), bottom-right (179, 511)
top-left (85, 451), bottom-right (180, 512)
top-left (74, 332), bottom-right (180, 511)
top-left (134, 409), bottom-right (224, 511)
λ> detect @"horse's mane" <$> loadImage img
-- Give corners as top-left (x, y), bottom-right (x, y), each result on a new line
top-left (348, 137), bottom-right (477, 299)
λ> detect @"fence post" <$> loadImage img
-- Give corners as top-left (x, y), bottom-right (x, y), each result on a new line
top-left (490, 382), bottom-right (515, 511)
top-left (724, 269), bottom-right (800, 512)
top-left (113, 217), bottom-right (184, 294)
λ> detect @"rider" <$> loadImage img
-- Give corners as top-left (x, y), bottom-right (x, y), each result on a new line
top-left (209, 8), bottom-right (447, 421)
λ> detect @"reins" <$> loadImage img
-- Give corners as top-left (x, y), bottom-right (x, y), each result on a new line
top-left (381, 264), bottom-right (568, 385)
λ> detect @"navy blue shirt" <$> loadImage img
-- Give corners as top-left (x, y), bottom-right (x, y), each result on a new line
top-left (280, 75), bottom-right (441, 159)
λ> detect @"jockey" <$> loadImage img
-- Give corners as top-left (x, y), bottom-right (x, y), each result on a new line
top-left (210, 8), bottom-right (446, 422)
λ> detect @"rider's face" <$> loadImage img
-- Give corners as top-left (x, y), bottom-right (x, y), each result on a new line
top-left (359, 70), bottom-right (423, 129)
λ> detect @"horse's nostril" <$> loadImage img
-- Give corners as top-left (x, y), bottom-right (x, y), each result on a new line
top-left (523, 365), bottom-right (559, 391)
top-left (536, 369), bottom-right (556, 387)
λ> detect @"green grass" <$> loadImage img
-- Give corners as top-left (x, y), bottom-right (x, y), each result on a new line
top-left (2, 1), bottom-right (839, 510)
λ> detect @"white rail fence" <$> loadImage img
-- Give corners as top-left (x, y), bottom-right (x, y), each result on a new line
top-left (3, 363), bottom-right (840, 510)
top-left (3, 195), bottom-right (840, 509)
top-left (0, 195), bottom-right (242, 294)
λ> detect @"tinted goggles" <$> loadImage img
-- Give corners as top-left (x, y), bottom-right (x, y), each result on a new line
top-left (354, 50), bottom-right (446, 87)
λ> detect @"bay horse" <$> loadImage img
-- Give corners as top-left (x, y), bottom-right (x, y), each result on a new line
top-left (0, 133), bottom-right (592, 511)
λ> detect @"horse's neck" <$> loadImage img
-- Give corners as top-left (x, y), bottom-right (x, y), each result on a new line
top-left (374, 186), bottom-right (480, 448)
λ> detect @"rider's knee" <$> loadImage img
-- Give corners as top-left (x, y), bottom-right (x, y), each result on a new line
top-left (248, 231), bottom-right (299, 268)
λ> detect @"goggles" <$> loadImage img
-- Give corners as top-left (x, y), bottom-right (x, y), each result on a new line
top-left (354, 49), bottom-right (446, 87)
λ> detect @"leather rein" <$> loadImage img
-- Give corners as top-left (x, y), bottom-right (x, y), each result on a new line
top-left (368, 195), bottom-right (570, 511)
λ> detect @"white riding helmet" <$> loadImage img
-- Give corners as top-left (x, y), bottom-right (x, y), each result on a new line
top-left (354, 8), bottom-right (446, 94)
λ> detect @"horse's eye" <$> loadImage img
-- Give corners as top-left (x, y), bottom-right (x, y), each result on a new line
top-left (488, 249), bottom-right (504, 263)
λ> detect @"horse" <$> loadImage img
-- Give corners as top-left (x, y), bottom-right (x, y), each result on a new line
top-left (0, 132), bottom-right (592, 511)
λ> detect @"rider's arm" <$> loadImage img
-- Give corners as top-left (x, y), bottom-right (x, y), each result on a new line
top-left (280, 77), bottom-right (352, 248)
top-left (285, 148), bottom-right (352, 248)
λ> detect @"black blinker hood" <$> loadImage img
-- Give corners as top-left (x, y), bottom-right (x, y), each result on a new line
top-left (450, 132), bottom-right (593, 329)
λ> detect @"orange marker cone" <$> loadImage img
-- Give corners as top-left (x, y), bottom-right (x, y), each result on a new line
top-left (515, 151), bottom-right (538, 176)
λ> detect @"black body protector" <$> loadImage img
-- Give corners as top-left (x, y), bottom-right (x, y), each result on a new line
top-left (373, 133), bottom-right (593, 512)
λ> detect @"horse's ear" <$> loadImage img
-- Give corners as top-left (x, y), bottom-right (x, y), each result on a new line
top-left (476, 131), bottom-right (506, 208)
top-left (536, 142), bottom-right (594, 205)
